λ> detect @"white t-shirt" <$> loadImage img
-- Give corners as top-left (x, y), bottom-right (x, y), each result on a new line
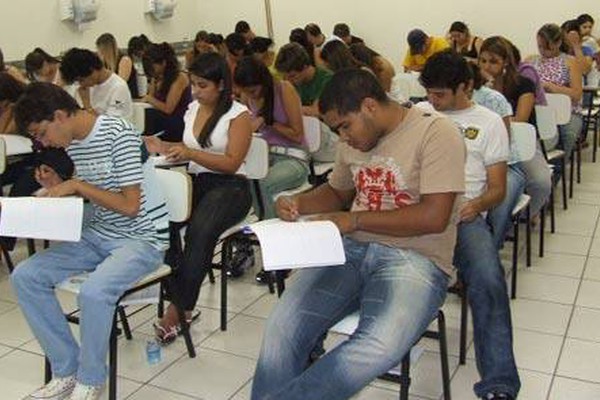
top-left (183, 100), bottom-right (249, 175)
top-left (68, 73), bottom-right (133, 120)
top-left (417, 102), bottom-right (509, 200)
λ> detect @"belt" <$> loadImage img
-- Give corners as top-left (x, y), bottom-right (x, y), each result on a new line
top-left (269, 145), bottom-right (309, 162)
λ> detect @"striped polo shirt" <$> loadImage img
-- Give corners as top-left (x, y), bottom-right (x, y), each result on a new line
top-left (67, 115), bottom-right (169, 249)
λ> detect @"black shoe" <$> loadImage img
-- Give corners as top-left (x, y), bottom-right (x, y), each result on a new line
top-left (255, 269), bottom-right (268, 285)
top-left (483, 393), bottom-right (514, 400)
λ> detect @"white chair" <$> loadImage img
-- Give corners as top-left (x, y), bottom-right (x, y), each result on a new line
top-left (131, 102), bottom-right (152, 133)
top-left (47, 168), bottom-right (195, 400)
top-left (394, 72), bottom-right (427, 100)
top-left (303, 116), bottom-right (335, 187)
top-left (508, 122), bottom-right (537, 299)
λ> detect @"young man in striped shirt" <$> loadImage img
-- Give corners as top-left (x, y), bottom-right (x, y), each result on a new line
top-left (11, 82), bottom-right (169, 400)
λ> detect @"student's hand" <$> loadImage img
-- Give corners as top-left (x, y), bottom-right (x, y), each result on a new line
top-left (166, 143), bottom-right (191, 163)
top-left (143, 135), bottom-right (165, 154)
top-left (34, 165), bottom-right (64, 189)
top-left (275, 196), bottom-right (300, 221)
top-left (141, 94), bottom-right (154, 105)
top-left (566, 31), bottom-right (581, 48)
top-left (542, 81), bottom-right (558, 93)
top-left (459, 199), bottom-right (482, 222)
top-left (40, 179), bottom-right (79, 198)
top-left (309, 212), bottom-right (355, 234)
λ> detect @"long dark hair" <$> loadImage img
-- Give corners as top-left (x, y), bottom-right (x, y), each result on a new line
top-left (233, 56), bottom-right (275, 126)
top-left (321, 40), bottom-right (364, 72)
top-left (480, 36), bottom-right (521, 100)
top-left (24, 48), bottom-right (60, 82)
top-left (188, 53), bottom-right (233, 148)
top-left (0, 72), bottom-right (26, 103)
top-left (143, 42), bottom-right (180, 98)
top-left (289, 28), bottom-right (315, 65)
top-left (349, 43), bottom-right (380, 70)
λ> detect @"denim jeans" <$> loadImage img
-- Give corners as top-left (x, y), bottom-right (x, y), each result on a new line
top-left (518, 147), bottom-right (552, 216)
top-left (454, 217), bottom-right (520, 398)
top-left (257, 154), bottom-right (309, 219)
top-left (10, 229), bottom-right (163, 386)
top-left (176, 173), bottom-right (252, 310)
top-left (558, 113), bottom-right (583, 161)
top-left (251, 238), bottom-right (449, 400)
top-left (487, 165), bottom-right (527, 249)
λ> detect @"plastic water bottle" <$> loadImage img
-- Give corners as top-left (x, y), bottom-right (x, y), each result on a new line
top-left (146, 340), bottom-right (162, 365)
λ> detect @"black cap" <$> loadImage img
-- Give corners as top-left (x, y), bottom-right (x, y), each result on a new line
top-left (407, 29), bottom-right (428, 54)
top-left (35, 148), bottom-right (74, 181)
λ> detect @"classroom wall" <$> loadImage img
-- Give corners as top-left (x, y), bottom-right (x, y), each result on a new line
top-left (1, 0), bottom-right (599, 68)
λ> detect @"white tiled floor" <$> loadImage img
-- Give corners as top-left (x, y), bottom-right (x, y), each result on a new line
top-left (2, 150), bottom-right (600, 399)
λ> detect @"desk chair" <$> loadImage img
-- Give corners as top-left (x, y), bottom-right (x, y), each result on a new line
top-left (45, 168), bottom-right (195, 400)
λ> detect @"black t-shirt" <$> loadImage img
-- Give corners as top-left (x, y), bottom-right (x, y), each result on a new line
top-left (506, 76), bottom-right (536, 125)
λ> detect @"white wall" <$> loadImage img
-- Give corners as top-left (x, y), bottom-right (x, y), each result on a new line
top-left (1, 0), bottom-right (599, 67)
top-left (0, 0), bottom-right (201, 61)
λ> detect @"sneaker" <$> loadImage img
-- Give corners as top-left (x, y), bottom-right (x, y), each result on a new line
top-left (67, 383), bottom-right (103, 400)
top-left (483, 393), bottom-right (514, 400)
top-left (26, 375), bottom-right (76, 399)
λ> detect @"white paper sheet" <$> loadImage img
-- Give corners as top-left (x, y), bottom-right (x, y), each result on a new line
top-left (0, 197), bottom-right (83, 241)
top-left (0, 134), bottom-right (33, 156)
top-left (249, 219), bottom-right (346, 271)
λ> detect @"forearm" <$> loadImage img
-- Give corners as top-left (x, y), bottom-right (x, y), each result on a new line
top-left (74, 180), bottom-right (140, 217)
top-left (145, 95), bottom-right (173, 114)
top-left (271, 122), bottom-right (303, 144)
top-left (296, 184), bottom-right (350, 214)
top-left (187, 148), bottom-right (243, 174)
top-left (470, 187), bottom-right (505, 214)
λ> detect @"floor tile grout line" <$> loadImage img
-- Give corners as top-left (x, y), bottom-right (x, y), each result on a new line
top-left (545, 182), bottom-right (600, 400)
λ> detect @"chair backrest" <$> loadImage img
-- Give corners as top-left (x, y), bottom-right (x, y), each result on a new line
top-left (154, 168), bottom-right (192, 223)
top-left (535, 105), bottom-right (559, 141)
top-left (509, 122), bottom-right (537, 163)
top-left (302, 116), bottom-right (321, 153)
top-left (394, 72), bottom-right (427, 99)
top-left (131, 102), bottom-right (152, 133)
top-left (0, 138), bottom-right (6, 175)
top-left (245, 136), bottom-right (269, 180)
top-left (545, 93), bottom-right (571, 125)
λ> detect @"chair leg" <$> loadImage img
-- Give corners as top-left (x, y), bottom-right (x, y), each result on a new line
top-left (526, 205), bottom-right (531, 267)
top-left (220, 238), bottom-right (232, 331)
top-left (399, 352), bottom-right (411, 400)
top-left (569, 152), bottom-right (574, 199)
top-left (117, 306), bottom-right (132, 340)
top-left (550, 185), bottom-right (556, 233)
top-left (266, 270), bottom-right (276, 294)
top-left (0, 244), bottom-right (14, 273)
top-left (275, 270), bottom-right (286, 297)
top-left (437, 311), bottom-right (452, 400)
top-left (108, 314), bottom-right (118, 400)
top-left (594, 120), bottom-right (598, 162)
top-left (539, 205), bottom-right (545, 258)
top-left (511, 217), bottom-right (519, 300)
top-left (576, 138), bottom-right (582, 184)
top-left (459, 287), bottom-right (468, 365)
top-left (167, 280), bottom-right (196, 358)
top-left (27, 239), bottom-right (36, 256)
top-left (207, 266), bottom-right (216, 284)
top-left (44, 357), bottom-right (52, 384)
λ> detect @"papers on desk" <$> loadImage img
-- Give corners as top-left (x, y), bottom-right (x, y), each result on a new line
top-left (0, 134), bottom-right (33, 156)
top-left (0, 197), bottom-right (83, 241)
top-left (149, 155), bottom-right (187, 168)
top-left (248, 219), bottom-right (346, 271)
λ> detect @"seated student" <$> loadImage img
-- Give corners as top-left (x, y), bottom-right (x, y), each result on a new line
top-left (510, 43), bottom-right (547, 106)
top-left (96, 33), bottom-right (138, 99)
top-left (127, 34), bottom-right (152, 98)
top-left (289, 27), bottom-right (316, 65)
top-left (578, 13), bottom-right (599, 57)
top-left (275, 43), bottom-right (337, 162)
top-left (207, 33), bottom-right (227, 58)
top-left (350, 43), bottom-right (396, 93)
top-left (234, 56), bottom-right (308, 218)
top-left (304, 23), bottom-right (327, 49)
top-left (332, 23), bottom-right (364, 45)
top-left (528, 23), bottom-right (583, 160)
top-left (235, 20), bottom-right (256, 44)
top-left (419, 50), bottom-right (520, 400)
top-left (185, 30), bottom-right (217, 68)
top-left (562, 19), bottom-right (594, 76)
top-left (60, 48), bottom-right (133, 120)
top-left (480, 36), bottom-right (552, 229)
top-left (0, 47), bottom-right (28, 84)
top-left (321, 40), bottom-right (367, 72)
top-left (448, 21), bottom-right (483, 62)
top-left (252, 68), bottom-right (465, 400)
top-left (403, 29), bottom-right (450, 72)
top-left (247, 36), bottom-right (282, 80)
top-left (24, 48), bottom-right (62, 85)
top-left (144, 53), bottom-right (253, 341)
top-left (0, 72), bottom-right (26, 134)
top-left (142, 42), bottom-right (191, 142)
top-left (11, 82), bottom-right (169, 400)
top-left (224, 33), bottom-right (248, 76)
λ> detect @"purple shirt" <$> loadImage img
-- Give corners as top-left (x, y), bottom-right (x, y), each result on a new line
top-left (519, 62), bottom-right (547, 106)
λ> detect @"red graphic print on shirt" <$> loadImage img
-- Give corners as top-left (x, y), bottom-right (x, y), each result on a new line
top-left (353, 158), bottom-right (415, 211)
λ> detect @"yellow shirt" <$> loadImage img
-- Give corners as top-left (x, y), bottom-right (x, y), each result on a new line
top-left (403, 36), bottom-right (450, 70)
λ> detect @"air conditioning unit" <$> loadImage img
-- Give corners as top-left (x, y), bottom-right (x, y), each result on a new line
top-left (60, 0), bottom-right (100, 30)
top-left (146, 0), bottom-right (176, 20)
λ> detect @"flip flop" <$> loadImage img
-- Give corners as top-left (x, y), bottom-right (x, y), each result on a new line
top-left (153, 323), bottom-right (178, 345)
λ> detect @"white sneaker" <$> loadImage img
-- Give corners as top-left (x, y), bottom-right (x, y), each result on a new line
top-left (26, 375), bottom-right (76, 399)
top-left (67, 383), bottom-right (103, 400)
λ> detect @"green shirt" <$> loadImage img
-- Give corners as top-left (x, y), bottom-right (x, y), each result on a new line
top-left (296, 67), bottom-right (333, 106)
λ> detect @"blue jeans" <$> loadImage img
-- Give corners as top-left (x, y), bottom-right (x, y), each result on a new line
top-left (487, 165), bottom-right (527, 249)
top-left (251, 238), bottom-right (449, 400)
top-left (558, 113), bottom-right (583, 161)
top-left (454, 217), bottom-right (520, 398)
top-left (518, 148), bottom-right (552, 217)
top-left (258, 154), bottom-right (309, 219)
top-left (11, 229), bottom-right (163, 386)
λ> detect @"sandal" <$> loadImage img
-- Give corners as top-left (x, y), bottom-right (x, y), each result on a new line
top-left (153, 323), bottom-right (178, 345)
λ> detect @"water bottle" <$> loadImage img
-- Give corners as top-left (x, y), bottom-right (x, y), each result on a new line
top-left (146, 340), bottom-right (162, 365)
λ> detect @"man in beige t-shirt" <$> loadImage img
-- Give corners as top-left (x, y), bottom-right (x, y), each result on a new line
top-left (251, 69), bottom-right (465, 400)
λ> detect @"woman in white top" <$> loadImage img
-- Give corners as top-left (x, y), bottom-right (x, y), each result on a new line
top-left (145, 52), bottom-right (253, 343)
